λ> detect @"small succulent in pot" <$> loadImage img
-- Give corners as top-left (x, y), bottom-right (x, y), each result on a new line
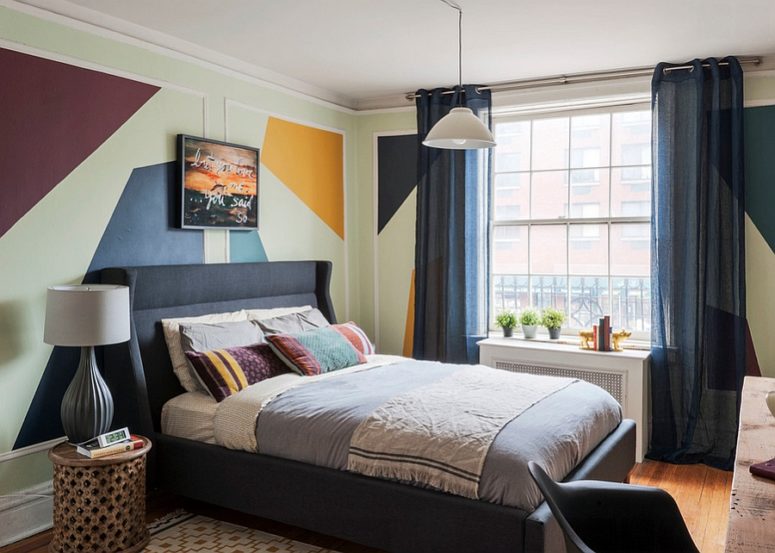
top-left (519, 308), bottom-right (540, 339)
top-left (495, 310), bottom-right (517, 338)
top-left (541, 307), bottom-right (566, 339)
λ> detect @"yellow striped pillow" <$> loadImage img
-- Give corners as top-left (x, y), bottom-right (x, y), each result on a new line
top-left (184, 343), bottom-right (289, 401)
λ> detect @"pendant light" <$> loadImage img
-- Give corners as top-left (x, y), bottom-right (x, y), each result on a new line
top-left (423, 0), bottom-right (496, 150)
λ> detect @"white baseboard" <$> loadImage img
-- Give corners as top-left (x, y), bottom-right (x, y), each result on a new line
top-left (0, 480), bottom-right (53, 547)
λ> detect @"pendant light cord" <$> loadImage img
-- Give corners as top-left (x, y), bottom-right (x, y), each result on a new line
top-left (439, 0), bottom-right (463, 94)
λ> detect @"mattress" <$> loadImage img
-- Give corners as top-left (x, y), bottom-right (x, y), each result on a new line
top-left (161, 390), bottom-right (218, 444)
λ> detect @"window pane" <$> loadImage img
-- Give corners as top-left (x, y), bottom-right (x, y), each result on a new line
top-left (492, 275), bottom-right (529, 318)
top-left (612, 111), bottom-right (651, 166)
top-left (569, 224), bottom-right (608, 274)
top-left (570, 276), bottom-right (609, 328)
top-left (493, 225), bottom-right (528, 274)
top-left (571, 114), bottom-right (610, 168)
top-left (532, 117), bottom-right (569, 170)
top-left (531, 171), bottom-right (568, 219)
top-left (531, 276), bottom-right (568, 314)
top-left (530, 225), bottom-right (567, 274)
top-left (611, 167), bottom-right (651, 216)
top-left (494, 173), bottom-right (529, 221)
top-left (495, 121), bottom-right (531, 172)
top-left (570, 169), bottom-right (609, 218)
top-left (611, 277), bottom-right (651, 332)
top-left (611, 223), bottom-right (650, 275)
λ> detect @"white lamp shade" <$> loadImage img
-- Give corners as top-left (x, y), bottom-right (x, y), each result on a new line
top-left (422, 107), bottom-right (496, 150)
top-left (44, 285), bottom-right (130, 346)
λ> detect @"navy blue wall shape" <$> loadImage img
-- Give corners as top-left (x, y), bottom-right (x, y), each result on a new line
top-left (14, 162), bottom-right (203, 448)
top-left (377, 134), bottom-right (419, 234)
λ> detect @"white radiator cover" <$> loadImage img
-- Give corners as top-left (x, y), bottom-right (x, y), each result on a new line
top-left (479, 338), bottom-right (650, 462)
top-left (493, 360), bottom-right (625, 405)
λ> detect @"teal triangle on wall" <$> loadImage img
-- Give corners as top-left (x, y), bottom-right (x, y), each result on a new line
top-left (231, 230), bottom-right (268, 262)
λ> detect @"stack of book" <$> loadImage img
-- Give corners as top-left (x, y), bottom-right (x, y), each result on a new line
top-left (75, 427), bottom-right (144, 459)
top-left (592, 315), bottom-right (612, 352)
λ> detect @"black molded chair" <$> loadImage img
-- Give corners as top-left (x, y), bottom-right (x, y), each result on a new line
top-left (527, 461), bottom-right (700, 553)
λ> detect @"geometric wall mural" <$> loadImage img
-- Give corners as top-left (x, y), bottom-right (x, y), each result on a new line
top-left (377, 133), bottom-right (419, 233)
top-left (0, 47), bottom-right (159, 238)
top-left (230, 230), bottom-right (269, 263)
top-left (744, 106), bottom-right (775, 253)
top-left (14, 162), bottom-right (204, 448)
top-left (262, 117), bottom-right (345, 238)
top-left (376, 134), bottom-right (418, 356)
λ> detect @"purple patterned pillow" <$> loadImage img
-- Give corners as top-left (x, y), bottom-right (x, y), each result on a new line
top-left (184, 343), bottom-right (290, 402)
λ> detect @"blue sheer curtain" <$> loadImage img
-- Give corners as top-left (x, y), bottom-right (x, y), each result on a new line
top-left (649, 58), bottom-right (748, 469)
top-left (413, 85), bottom-right (491, 364)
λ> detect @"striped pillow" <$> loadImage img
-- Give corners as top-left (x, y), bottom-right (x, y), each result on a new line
top-left (333, 322), bottom-right (375, 355)
top-left (184, 343), bottom-right (290, 401)
top-left (266, 327), bottom-right (367, 377)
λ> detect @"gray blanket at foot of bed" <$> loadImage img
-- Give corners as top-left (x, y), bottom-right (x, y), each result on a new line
top-left (256, 360), bottom-right (622, 511)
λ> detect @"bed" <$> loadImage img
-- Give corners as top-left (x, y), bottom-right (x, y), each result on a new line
top-left (100, 260), bottom-right (636, 553)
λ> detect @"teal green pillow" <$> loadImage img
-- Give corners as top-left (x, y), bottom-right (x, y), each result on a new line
top-left (266, 326), bottom-right (367, 376)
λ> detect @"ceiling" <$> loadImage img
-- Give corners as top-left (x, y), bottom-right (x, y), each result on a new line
top-left (17, 0), bottom-right (775, 109)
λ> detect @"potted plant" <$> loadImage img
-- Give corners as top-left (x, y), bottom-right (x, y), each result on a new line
top-left (542, 308), bottom-right (566, 339)
top-left (519, 308), bottom-right (540, 339)
top-left (495, 310), bottom-right (517, 338)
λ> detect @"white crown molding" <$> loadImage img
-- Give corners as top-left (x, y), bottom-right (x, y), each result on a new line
top-left (3, 0), bottom-right (359, 113)
top-left (356, 94), bottom-right (416, 112)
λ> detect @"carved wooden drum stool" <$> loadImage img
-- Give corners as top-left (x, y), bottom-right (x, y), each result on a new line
top-left (48, 437), bottom-right (152, 553)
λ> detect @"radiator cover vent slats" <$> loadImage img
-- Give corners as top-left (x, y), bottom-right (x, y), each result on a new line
top-left (493, 361), bottom-right (625, 404)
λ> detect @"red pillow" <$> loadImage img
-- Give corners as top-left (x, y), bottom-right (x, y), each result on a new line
top-left (332, 322), bottom-right (375, 355)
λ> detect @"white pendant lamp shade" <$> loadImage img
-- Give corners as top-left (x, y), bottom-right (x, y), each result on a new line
top-left (422, 107), bottom-right (496, 150)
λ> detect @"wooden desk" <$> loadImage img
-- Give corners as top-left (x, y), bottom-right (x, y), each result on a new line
top-left (725, 376), bottom-right (775, 552)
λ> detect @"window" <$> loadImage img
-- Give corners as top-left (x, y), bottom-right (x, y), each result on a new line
top-left (490, 107), bottom-right (652, 336)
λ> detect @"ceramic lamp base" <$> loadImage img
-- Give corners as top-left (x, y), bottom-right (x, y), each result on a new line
top-left (61, 346), bottom-right (114, 444)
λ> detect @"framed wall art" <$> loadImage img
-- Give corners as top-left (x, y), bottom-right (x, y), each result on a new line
top-left (178, 134), bottom-right (259, 229)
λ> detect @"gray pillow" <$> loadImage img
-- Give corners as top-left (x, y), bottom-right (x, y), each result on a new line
top-left (179, 320), bottom-right (266, 353)
top-left (257, 308), bottom-right (330, 335)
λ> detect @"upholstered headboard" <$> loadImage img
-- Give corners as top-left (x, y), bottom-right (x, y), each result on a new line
top-left (100, 261), bottom-right (335, 437)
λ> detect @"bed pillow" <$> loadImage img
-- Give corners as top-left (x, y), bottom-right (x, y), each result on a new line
top-left (332, 322), bottom-right (375, 355)
top-left (266, 327), bottom-right (366, 376)
top-left (179, 320), bottom-right (266, 353)
top-left (184, 343), bottom-right (290, 402)
top-left (256, 307), bottom-right (330, 335)
top-left (243, 305), bottom-right (313, 322)
top-left (161, 310), bottom-right (248, 392)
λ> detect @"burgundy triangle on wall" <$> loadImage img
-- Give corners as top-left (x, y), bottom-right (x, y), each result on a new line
top-left (0, 47), bottom-right (160, 238)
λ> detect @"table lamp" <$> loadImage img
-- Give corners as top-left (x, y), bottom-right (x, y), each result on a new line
top-left (44, 284), bottom-right (130, 444)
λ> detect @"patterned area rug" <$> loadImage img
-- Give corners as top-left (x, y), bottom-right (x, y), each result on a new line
top-left (146, 510), bottom-right (342, 552)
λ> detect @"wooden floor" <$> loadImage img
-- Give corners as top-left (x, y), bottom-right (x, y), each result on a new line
top-left (4, 460), bottom-right (732, 553)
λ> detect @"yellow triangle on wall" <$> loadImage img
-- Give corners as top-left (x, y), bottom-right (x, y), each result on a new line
top-left (403, 269), bottom-right (416, 357)
top-left (262, 117), bottom-right (344, 239)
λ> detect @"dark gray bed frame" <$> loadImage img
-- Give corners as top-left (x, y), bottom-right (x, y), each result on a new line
top-left (100, 260), bottom-right (636, 553)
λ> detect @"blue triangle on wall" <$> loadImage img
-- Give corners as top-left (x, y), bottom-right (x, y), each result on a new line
top-left (14, 162), bottom-right (203, 449)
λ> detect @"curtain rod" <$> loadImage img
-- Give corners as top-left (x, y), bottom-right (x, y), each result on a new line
top-left (404, 56), bottom-right (762, 100)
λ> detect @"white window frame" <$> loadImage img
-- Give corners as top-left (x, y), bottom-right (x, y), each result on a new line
top-left (489, 102), bottom-right (652, 340)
